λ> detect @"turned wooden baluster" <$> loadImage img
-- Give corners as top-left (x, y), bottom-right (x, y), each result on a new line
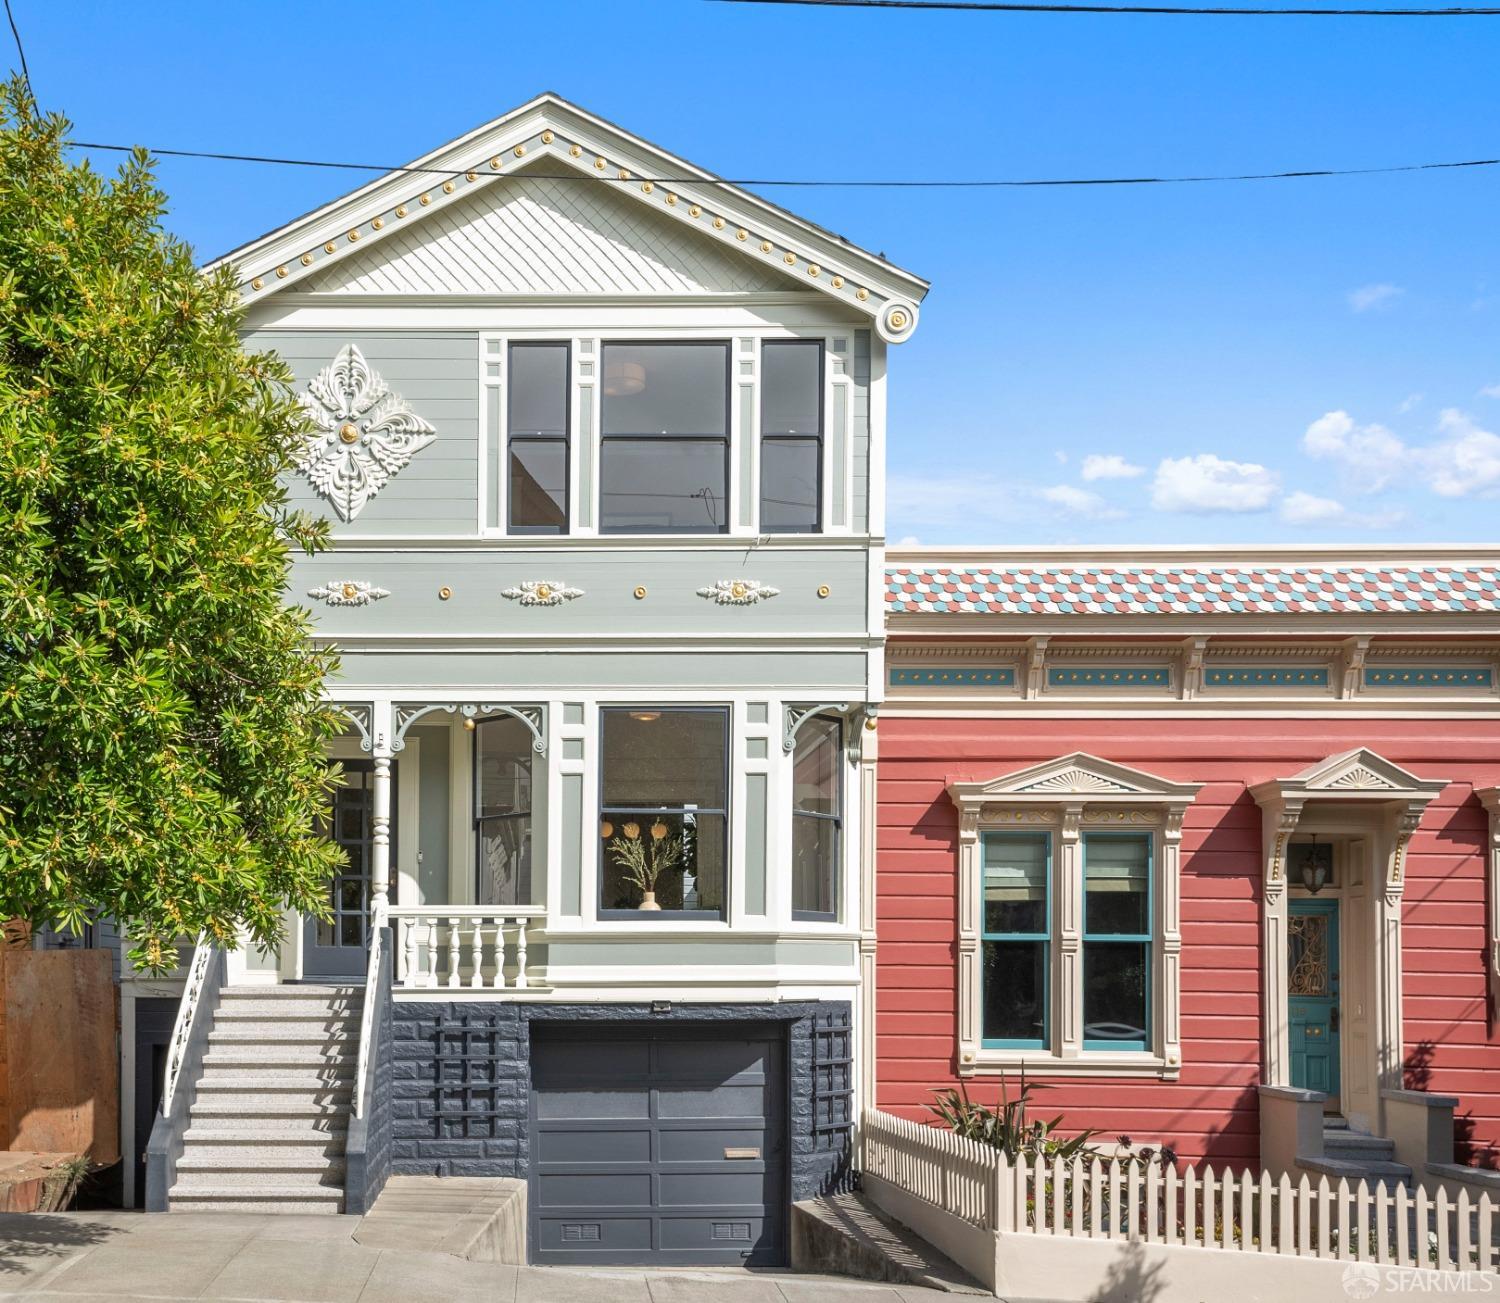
top-left (446, 916), bottom-right (461, 988)
top-left (469, 917), bottom-right (483, 989)
top-left (400, 917), bottom-right (416, 988)
top-left (514, 916), bottom-right (529, 990)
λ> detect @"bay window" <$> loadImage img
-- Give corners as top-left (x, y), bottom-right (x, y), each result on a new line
top-left (760, 340), bottom-right (823, 533)
top-left (791, 714), bottom-right (841, 921)
top-left (474, 714), bottom-right (534, 906)
top-left (600, 342), bottom-right (729, 533)
top-left (507, 342), bottom-right (569, 533)
top-left (599, 708), bottom-right (728, 917)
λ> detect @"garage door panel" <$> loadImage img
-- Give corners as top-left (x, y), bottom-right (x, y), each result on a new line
top-left (657, 1126), bottom-right (768, 1163)
top-left (656, 1084), bottom-right (768, 1118)
top-left (658, 1216), bottom-right (768, 1251)
top-left (534, 1039), bottom-right (651, 1080)
top-left (535, 1216), bottom-right (653, 1254)
top-left (654, 1039), bottom-right (772, 1078)
top-left (658, 1171), bottom-right (774, 1206)
top-left (537, 1127), bottom-right (654, 1164)
top-left (534, 1088), bottom-right (651, 1120)
top-left (537, 1171), bottom-right (655, 1207)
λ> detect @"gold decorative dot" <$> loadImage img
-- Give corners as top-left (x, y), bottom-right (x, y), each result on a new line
top-left (712, 217), bottom-right (725, 230)
top-left (783, 252), bottom-right (796, 265)
top-left (817, 585), bottom-right (831, 598)
top-left (889, 309), bottom-right (909, 330)
top-left (641, 181), bottom-right (653, 194)
top-left (442, 181), bottom-right (454, 194)
top-left (438, 586), bottom-right (453, 600)
top-left (465, 170), bottom-right (477, 182)
top-left (490, 156), bottom-right (502, 170)
top-left (341, 582), bottom-right (358, 599)
top-left (807, 264), bottom-right (820, 277)
top-left (617, 168), bottom-right (630, 180)
top-left (760, 241), bottom-right (772, 253)
top-left (534, 583), bottom-right (553, 600)
top-left (633, 586), bottom-right (648, 600)
top-left (666, 193), bottom-right (677, 206)
top-left (371, 217), bottom-right (384, 230)
top-left (594, 156), bottom-right (607, 170)
top-left (513, 144), bottom-right (526, 157)
top-left (689, 204), bottom-right (701, 217)
top-left (300, 253), bottom-right (314, 266)
top-left (541, 130), bottom-right (554, 144)
top-left (348, 230), bottom-right (360, 242)
top-left (856, 287), bottom-right (869, 301)
top-left (462, 717), bottom-right (476, 732)
top-left (570, 144), bottom-right (582, 158)
top-left (324, 241), bottom-right (337, 254)
top-left (831, 275), bottom-right (844, 289)
top-left (250, 277), bottom-right (264, 290)
top-left (730, 581), bottom-right (748, 599)
top-left (395, 205), bottom-right (408, 218)
top-left (339, 423), bottom-right (360, 444)
top-left (275, 265), bottom-right (288, 278)
top-left (420, 193), bottom-right (432, 206)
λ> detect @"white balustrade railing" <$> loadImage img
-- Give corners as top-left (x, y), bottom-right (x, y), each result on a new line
top-left (387, 906), bottom-right (546, 991)
top-left (862, 1107), bottom-right (1499, 1274)
top-left (352, 920), bottom-right (384, 1118)
top-left (160, 937), bottom-right (213, 1116)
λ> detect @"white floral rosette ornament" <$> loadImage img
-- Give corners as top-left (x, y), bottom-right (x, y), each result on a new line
top-left (296, 344), bottom-right (436, 521)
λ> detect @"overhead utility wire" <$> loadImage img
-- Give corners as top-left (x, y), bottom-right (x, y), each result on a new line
top-left (4, 0), bottom-right (33, 99)
top-left (711, 0), bottom-right (1500, 14)
top-left (69, 140), bottom-right (1500, 187)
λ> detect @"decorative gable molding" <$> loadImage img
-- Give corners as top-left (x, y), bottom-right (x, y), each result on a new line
top-left (1278, 748), bottom-right (1446, 799)
top-left (214, 94), bottom-right (926, 343)
top-left (1014, 767), bottom-right (1138, 795)
top-left (948, 752), bottom-right (1201, 810)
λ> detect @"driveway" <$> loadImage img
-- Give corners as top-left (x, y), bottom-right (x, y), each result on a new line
top-left (0, 1211), bottom-right (962, 1303)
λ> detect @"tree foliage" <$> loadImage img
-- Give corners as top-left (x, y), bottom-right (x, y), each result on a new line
top-left (0, 81), bottom-right (344, 972)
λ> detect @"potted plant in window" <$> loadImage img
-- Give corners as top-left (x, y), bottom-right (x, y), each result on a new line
top-left (604, 819), bottom-right (682, 910)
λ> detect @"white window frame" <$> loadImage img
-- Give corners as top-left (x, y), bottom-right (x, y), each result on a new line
top-left (948, 753), bottom-right (1201, 1080)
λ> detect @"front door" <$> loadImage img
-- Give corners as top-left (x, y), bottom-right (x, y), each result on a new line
top-left (1289, 898), bottom-right (1341, 1100)
top-left (303, 760), bottom-right (391, 979)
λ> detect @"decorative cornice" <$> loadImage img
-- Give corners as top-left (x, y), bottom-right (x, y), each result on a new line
top-left (698, 578), bottom-right (780, 606)
top-left (501, 580), bottom-right (584, 607)
top-left (307, 580), bottom-right (390, 607)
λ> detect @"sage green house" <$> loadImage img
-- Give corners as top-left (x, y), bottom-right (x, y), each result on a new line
top-left (140, 94), bottom-right (926, 1262)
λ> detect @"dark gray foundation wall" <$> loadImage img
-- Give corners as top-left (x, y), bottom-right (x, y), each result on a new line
top-left (384, 1000), bottom-right (853, 1199)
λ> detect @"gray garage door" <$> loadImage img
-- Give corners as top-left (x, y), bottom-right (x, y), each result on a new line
top-left (529, 1024), bottom-right (787, 1266)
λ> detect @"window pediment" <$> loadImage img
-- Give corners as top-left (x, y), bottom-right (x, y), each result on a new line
top-left (1250, 747), bottom-right (1448, 808)
top-left (948, 752), bottom-right (1202, 815)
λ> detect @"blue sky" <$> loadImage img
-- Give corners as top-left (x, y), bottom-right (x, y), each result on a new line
top-left (23, 0), bottom-right (1500, 543)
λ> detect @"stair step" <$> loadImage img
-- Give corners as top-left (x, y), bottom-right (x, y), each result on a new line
top-left (1323, 1132), bottom-right (1396, 1154)
top-left (1300, 1155), bottom-right (1413, 1189)
top-left (177, 1155), bottom-right (346, 1176)
top-left (184, 1137), bottom-right (347, 1160)
top-left (208, 1027), bottom-right (359, 1044)
top-left (168, 1186), bottom-right (344, 1213)
top-left (214, 1013), bottom-right (360, 1031)
top-left (201, 1053), bottom-right (355, 1074)
top-left (188, 1102), bottom-right (349, 1128)
top-left (220, 985), bottom-right (361, 997)
top-left (214, 1000), bottom-right (362, 1017)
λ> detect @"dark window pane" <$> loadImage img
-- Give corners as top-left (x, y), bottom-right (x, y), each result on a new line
top-left (1085, 836), bottom-right (1150, 936)
top-left (339, 915), bottom-right (363, 947)
top-left (509, 343), bottom-right (569, 436)
top-left (761, 437), bottom-right (819, 532)
top-left (982, 941), bottom-right (1047, 1043)
top-left (601, 709), bottom-right (727, 810)
top-left (793, 716), bottom-right (840, 814)
top-left (478, 817), bottom-right (530, 906)
top-left (600, 810), bottom-right (725, 913)
top-left (600, 438), bottom-right (726, 533)
top-left (509, 440), bottom-right (567, 531)
top-left (792, 815), bottom-right (837, 916)
top-left (761, 341), bottom-right (822, 436)
top-left (601, 343), bottom-right (728, 436)
top-left (1084, 942), bottom-right (1149, 1045)
top-left (983, 835), bottom-right (1048, 936)
top-left (476, 716), bottom-right (533, 818)
top-left (339, 878), bottom-right (363, 910)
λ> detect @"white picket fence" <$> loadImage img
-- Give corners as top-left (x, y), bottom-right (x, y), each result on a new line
top-left (861, 1108), bottom-right (1500, 1278)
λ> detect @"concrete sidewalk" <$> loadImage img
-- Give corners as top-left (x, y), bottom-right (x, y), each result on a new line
top-left (0, 1211), bottom-right (961, 1303)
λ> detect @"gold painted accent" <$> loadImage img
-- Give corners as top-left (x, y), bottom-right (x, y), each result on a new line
top-left (889, 309), bottom-right (908, 329)
top-left (395, 205), bottom-right (408, 218)
top-left (438, 586), bottom-right (453, 600)
top-left (513, 144), bottom-right (526, 157)
top-left (300, 253), bottom-right (314, 266)
top-left (534, 583), bottom-right (553, 601)
top-left (633, 586), bottom-right (648, 600)
top-left (463, 716), bottom-right (476, 732)
top-left (817, 585), bottom-right (831, 598)
top-left (465, 170), bottom-right (477, 182)
top-left (864, 716), bottom-right (878, 731)
top-left (341, 582), bottom-right (359, 599)
top-left (442, 181), bottom-right (454, 194)
top-left (807, 264), bottom-right (820, 277)
top-left (250, 277), bottom-right (264, 290)
top-left (371, 217), bottom-right (384, 230)
top-left (730, 581), bottom-right (748, 600)
top-left (347, 230), bottom-right (360, 242)
top-left (783, 252), bottom-right (796, 266)
top-left (275, 265), bottom-right (288, 278)
top-left (831, 275), bottom-right (844, 288)
top-left (541, 130), bottom-right (554, 144)
top-left (641, 181), bottom-right (653, 194)
top-left (339, 423), bottom-right (360, 444)
top-left (712, 217), bottom-right (725, 230)
top-left (570, 144), bottom-right (582, 157)
top-left (420, 193), bottom-right (432, 206)
top-left (666, 193), bottom-right (677, 206)
top-left (617, 168), bottom-right (630, 180)
top-left (856, 287), bottom-right (869, 301)
top-left (594, 156), bottom-right (607, 170)
top-left (760, 241), bottom-right (772, 253)
top-left (736, 228), bottom-right (747, 240)
top-left (490, 156), bottom-right (502, 170)
top-left (689, 204), bottom-right (701, 217)
top-left (324, 241), bottom-right (337, 253)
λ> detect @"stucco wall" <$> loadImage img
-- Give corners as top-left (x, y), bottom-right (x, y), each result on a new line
top-left (875, 716), bottom-right (1500, 1170)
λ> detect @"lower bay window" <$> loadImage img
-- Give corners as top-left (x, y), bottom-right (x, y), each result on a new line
top-left (951, 755), bottom-right (1199, 1078)
top-left (474, 713), bottom-right (535, 906)
top-left (791, 714), bottom-right (842, 921)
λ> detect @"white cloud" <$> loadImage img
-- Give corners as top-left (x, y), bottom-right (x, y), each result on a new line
top-left (1054, 450), bottom-right (1069, 464)
top-left (1150, 454), bottom-right (1278, 514)
top-left (1480, 384), bottom-right (1500, 399)
top-left (1348, 283), bottom-right (1403, 313)
top-left (1080, 453), bottom-right (1145, 482)
top-left (1300, 410), bottom-right (1407, 494)
top-left (892, 535), bottom-right (923, 548)
top-left (1398, 393), bottom-right (1423, 414)
top-left (1279, 491), bottom-right (1404, 529)
top-left (1422, 408), bottom-right (1500, 498)
top-left (1039, 484), bottom-right (1123, 520)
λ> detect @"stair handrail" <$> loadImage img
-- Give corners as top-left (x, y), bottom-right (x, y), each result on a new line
top-left (353, 913), bottom-right (385, 1119)
top-left (160, 934), bottom-right (212, 1116)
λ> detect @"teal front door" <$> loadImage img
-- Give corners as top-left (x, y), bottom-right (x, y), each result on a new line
top-left (1289, 899), bottom-right (1340, 1099)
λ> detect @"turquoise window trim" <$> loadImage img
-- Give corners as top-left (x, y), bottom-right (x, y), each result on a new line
top-left (1204, 666), bottom-right (1330, 688)
top-left (979, 830), bottom-right (1051, 1051)
top-left (1363, 666), bottom-right (1494, 688)
top-left (890, 667), bottom-right (1016, 688)
top-left (1048, 666), bottom-right (1172, 688)
top-left (1081, 831), bottom-right (1153, 1054)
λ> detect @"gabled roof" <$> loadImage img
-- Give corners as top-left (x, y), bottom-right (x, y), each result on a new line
top-left (210, 93), bottom-right (928, 343)
top-left (948, 752), bottom-right (1203, 805)
top-left (1249, 747), bottom-right (1448, 806)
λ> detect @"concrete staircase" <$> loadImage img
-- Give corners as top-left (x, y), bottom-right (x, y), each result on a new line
top-left (1299, 1120), bottom-right (1413, 1191)
top-left (170, 985), bottom-right (362, 1213)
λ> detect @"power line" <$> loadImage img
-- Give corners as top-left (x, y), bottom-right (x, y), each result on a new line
top-left (4, 0), bottom-right (32, 100)
top-left (68, 139), bottom-right (1500, 188)
top-left (711, 0), bottom-right (1500, 13)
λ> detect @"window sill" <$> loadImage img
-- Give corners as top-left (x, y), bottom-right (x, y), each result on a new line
top-left (961, 1050), bottom-right (1180, 1080)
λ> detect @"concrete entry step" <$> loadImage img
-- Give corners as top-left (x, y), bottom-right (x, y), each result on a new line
top-left (792, 1192), bottom-right (989, 1295)
top-left (355, 1175), bottom-right (526, 1264)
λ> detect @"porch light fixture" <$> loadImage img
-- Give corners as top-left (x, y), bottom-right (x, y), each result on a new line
top-left (1295, 836), bottom-right (1332, 895)
top-left (629, 711), bottom-right (661, 722)
top-left (603, 360), bottom-right (645, 397)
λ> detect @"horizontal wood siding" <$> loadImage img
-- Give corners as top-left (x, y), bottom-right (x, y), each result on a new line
top-left (876, 716), bottom-right (1500, 1170)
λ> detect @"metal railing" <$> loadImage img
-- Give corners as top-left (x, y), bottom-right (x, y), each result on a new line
top-left (352, 920), bottom-right (385, 1119)
top-left (159, 937), bottom-right (212, 1116)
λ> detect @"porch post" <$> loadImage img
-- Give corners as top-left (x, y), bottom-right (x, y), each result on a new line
top-left (1255, 793), bottom-right (1304, 1087)
top-left (1374, 802), bottom-right (1423, 1102)
top-left (1477, 788), bottom-right (1500, 1035)
top-left (369, 700), bottom-right (394, 923)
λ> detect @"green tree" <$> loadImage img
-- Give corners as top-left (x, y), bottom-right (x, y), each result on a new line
top-left (0, 81), bottom-right (343, 972)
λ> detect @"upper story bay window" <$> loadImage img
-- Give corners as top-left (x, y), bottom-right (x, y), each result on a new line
top-left (760, 340), bottom-right (823, 533)
top-left (599, 708), bottom-right (728, 918)
top-left (507, 343), bottom-right (570, 534)
top-left (600, 343), bottom-right (729, 534)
